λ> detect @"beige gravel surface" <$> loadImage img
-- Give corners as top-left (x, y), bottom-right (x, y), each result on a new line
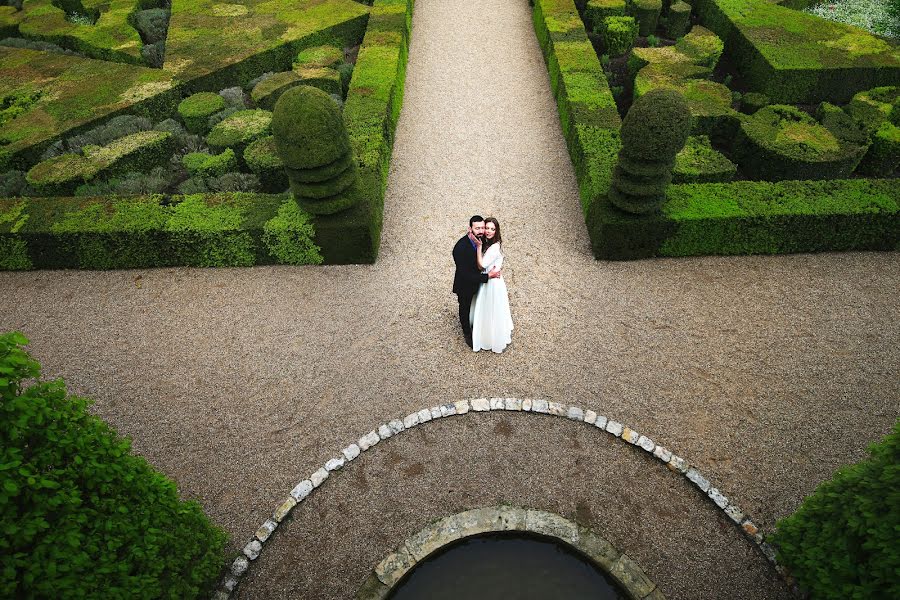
top-left (1, 0), bottom-right (898, 597)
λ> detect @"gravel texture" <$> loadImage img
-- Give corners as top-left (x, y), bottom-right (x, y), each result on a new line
top-left (1, 0), bottom-right (898, 597)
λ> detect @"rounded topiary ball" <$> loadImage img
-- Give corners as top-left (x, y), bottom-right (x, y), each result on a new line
top-left (271, 86), bottom-right (350, 170)
top-left (620, 89), bottom-right (691, 162)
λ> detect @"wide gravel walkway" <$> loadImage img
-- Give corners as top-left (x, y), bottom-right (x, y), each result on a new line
top-left (2, 0), bottom-right (898, 598)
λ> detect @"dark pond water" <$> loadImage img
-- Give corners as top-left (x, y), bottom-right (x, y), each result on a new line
top-left (386, 533), bottom-right (626, 600)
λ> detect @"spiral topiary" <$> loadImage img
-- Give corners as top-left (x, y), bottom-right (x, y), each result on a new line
top-left (271, 86), bottom-right (357, 214)
top-left (608, 89), bottom-right (691, 214)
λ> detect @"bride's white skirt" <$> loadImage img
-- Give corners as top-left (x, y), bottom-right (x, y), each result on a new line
top-left (469, 277), bottom-right (514, 353)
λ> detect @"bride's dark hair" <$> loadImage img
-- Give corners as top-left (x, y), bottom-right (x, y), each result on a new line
top-left (484, 217), bottom-right (502, 249)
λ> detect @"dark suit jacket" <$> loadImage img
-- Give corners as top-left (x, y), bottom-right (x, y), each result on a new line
top-left (452, 235), bottom-right (488, 297)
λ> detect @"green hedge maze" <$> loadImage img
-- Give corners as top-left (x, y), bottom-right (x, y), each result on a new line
top-left (1, 0), bottom-right (412, 268)
top-left (535, 0), bottom-right (899, 260)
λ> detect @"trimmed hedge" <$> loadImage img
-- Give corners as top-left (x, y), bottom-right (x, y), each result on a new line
top-left (666, 1), bottom-right (691, 39)
top-left (0, 193), bottom-right (323, 269)
top-left (314, 0), bottom-right (415, 264)
top-left (25, 130), bottom-right (173, 195)
top-left (771, 423), bottom-right (900, 600)
top-left (182, 149), bottom-right (238, 178)
top-left (294, 45), bottom-right (344, 69)
top-left (632, 0), bottom-right (662, 37)
top-left (583, 0), bottom-right (626, 32)
top-left (244, 136), bottom-right (289, 192)
top-left (600, 16), bottom-right (637, 57)
top-left (206, 109), bottom-right (272, 153)
top-left (689, 0), bottom-right (900, 103)
top-left (591, 179), bottom-right (900, 259)
top-left (733, 105), bottom-right (868, 181)
top-left (178, 92), bottom-right (226, 134)
top-left (673, 135), bottom-right (737, 183)
top-left (0, 331), bottom-right (228, 597)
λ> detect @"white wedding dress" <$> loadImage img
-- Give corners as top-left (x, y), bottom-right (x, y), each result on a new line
top-left (469, 243), bottom-right (514, 353)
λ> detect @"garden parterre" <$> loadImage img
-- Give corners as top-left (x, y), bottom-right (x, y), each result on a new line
top-left (535, 0), bottom-right (899, 260)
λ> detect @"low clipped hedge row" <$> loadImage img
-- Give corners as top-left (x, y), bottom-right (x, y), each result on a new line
top-left (312, 0), bottom-right (415, 264)
top-left (533, 0), bottom-right (621, 252)
top-left (590, 179), bottom-right (899, 259)
top-left (0, 193), bottom-right (322, 269)
top-left (0, 331), bottom-right (228, 597)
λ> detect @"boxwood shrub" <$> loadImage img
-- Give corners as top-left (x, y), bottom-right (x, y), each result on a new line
top-left (673, 135), bottom-right (736, 183)
top-left (600, 16), bottom-right (637, 57)
top-left (632, 0), bottom-right (662, 37)
top-left (182, 149), bottom-right (238, 178)
top-left (0, 331), bottom-right (228, 598)
top-left (771, 423), bottom-right (899, 600)
top-left (178, 92), bottom-right (226, 134)
top-left (206, 109), bottom-right (272, 153)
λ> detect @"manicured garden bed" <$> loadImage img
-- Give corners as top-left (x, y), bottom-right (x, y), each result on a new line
top-left (534, 0), bottom-right (900, 260)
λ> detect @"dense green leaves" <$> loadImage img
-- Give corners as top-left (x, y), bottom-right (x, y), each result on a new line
top-left (772, 424), bottom-right (900, 599)
top-left (0, 332), bottom-right (228, 598)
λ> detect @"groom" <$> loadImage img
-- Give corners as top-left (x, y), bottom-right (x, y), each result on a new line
top-left (453, 215), bottom-right (501, 348)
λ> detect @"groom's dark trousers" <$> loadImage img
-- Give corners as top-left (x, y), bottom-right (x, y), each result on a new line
top-left (452, 235), bottom-right (489, 345)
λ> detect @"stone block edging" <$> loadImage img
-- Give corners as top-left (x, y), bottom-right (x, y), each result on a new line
top-left (359, 506), bottom-right (662, 600)
top-left (213, 398), bottom-right (798, 599)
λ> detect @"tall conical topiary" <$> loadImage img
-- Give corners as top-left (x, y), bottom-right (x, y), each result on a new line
top-left (608, 89), bottom-right (691, 214)
top-left (271, 86), bottom-right (358, 215)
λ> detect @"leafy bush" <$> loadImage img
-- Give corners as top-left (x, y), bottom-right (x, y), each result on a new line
top-left (771, 423), bottom-right (899, 599)
top-left (207, 172), bottom-right (260, 193)
top-left (244, 136), bottom-right (288, 192)
top-left (141, 40), bottom-right (165, 68)
top-left (674, 25), bottom-right (723, 69)
top-left (632, 0), bottom-right (662, 37)
top-left (218, 87), bottom-right (246, 109)
top-left (646, 34), bottom-right (660, 48)
top-left (132, 8), bottom-right (169, 44)
top-left (666, 1), bottom-right (691, 38)
top-left (74, 167), bottom-right (173, 196)
top-left (584, 0), bottom-right (626, 32)
top-left (178, 92), bottom-right (226, 134)
top-left (262, 199), bottom-right (323, 265)
top-left (272, 86), bottom-right (350, 170)
top-left (600, 16), bottom-right (637, 57)
top-left (176, 177), bottom-right (208, 195)
top-left (66, 115), bottom-right (153, 152)
top-left (251, 71), bottom-right (303, 111)
top-left (857, 121), bottom-right (900, 177)
top-left (673, 135), bottom-right (737, 183)
top-left (0, 331), bottom-right (228, 597)
top-left (182, 149), bottom-right (238, 178)
top-left (0, 90), bottom-right (41, 127)
top-left (740, 92), bottom-right (770, 115)
top-left (206, 109), bottom-right (272, 151)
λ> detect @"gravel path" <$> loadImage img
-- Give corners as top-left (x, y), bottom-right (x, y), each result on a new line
top-left (2, 0), bottom-right (898, 597)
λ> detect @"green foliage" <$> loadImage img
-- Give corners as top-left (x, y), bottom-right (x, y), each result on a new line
top-left (592, 179), bottom-right (900, 259)
top-left (600, 16), bottom-right (637, 57)
top-left (646, 34), bottom-right (659, 48)
top-left (251, 71), bottom-right (303, 111)
top-left (273, 85), bottom-right (350, 169)
top-left (73, 166), bottom-right (173, 197)
top-left (0, 90), bottom-right (41, 126)
top-left (182, 149), bottom-right (238, 178)
top-left (584, 0), bottom-right (626, 31)
top-left (165, 194), bottom-right (255, 266)
top-left (857, 121), bottom-right (900, 177)
top-left (0, 332), bottom-right (228, 597)
top-left (666, 1), bottom-right (690, 38)
top-left (0, 200), bottom-right (30, 269)
top-left (673, 135), bottom-right (737, 183)
top-left (262, 199), bottom-right (323, 264)
top-left (610, 89), bottom-right (690, 214)
top-left (632, 0), bottom-right (662, 37)
top-left (337, 62), bottom-right (354, 96)
top-left (847, 86), bottom-right (899, 134)
top-left (674, 25), bottom-right (723, 69)
top-left (244, 136), bottom-right (288, 192)
top-left (132, 8), bottom-right (169, 45)
top-left (294, 44), bottom-right (344, 69)
top-left (206, 109), bottom-right (272, 152)
top-left (66, 115), bottom-right (153, 152)
top-left (740, 92), bottom-right (769, 115)
top-left (178, 93), bottom-right (227, 135)
top-left (26, 131), bottom-right (173, 195)
top-left (688, 0), bottom-right (899, 103)
top-left (733, 105), bottom-right (869, 180)
top-left (771, 423), bottom-right (900, 600)
top-left (206, 172), bottom-right (261, 193)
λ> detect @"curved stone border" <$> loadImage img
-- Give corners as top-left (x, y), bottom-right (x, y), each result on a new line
top-left (356, 506), bottom-right (665, 600)
top-left (213, 398), bottom-right (798, 599)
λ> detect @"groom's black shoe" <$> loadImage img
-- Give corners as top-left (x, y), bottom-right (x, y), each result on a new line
top-left (465, 335), bottom-right (473, 349)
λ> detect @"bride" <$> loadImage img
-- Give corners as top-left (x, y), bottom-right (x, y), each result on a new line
top-left (470, 217), bottom-right (514, 353)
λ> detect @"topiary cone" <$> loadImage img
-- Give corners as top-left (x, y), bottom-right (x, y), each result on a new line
top-left (609, 89), bottom-right (691, 214)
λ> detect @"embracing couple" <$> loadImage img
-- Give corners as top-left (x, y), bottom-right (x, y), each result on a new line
top-left (452, 215), bottom-right (514, 353)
